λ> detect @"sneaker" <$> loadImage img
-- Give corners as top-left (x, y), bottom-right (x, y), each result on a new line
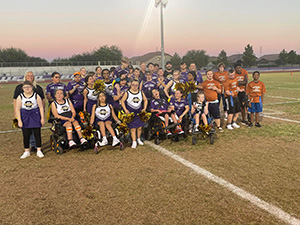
top-left (80, 138), bottom-right (88, 145)
top-left (20, 151), bottom-right (30, 159)
top-left (248, 123), bottom-right (253, 128)
top-left (177, 128), bottom-right (184, 134)
top-left (241, 120), bottom-right (248, 125)
top-left (99, 138), bottom-right (108, 146)
top-left (255, 123), bottom-right (262, 128)
top-left (137, 138), bottom-right (144, 145)
top-left (226, 124), bottom-right (234, 130)
top-left (69, 140), bottom-right (76, 148)
top-left (218, 127), bottom-right (224, 132)
top-left (166, 130), bottom-right (172, 136)
top-left (112, 137), bottom-right (120, 146)
top-left (194, 125), bottom-right (199, 132)
top-left (232, 123), bottom-right (240, 129)
top-left (36, 150), bottom-right (44, 158)
top-left (131, 141), bottom-right (137, 149)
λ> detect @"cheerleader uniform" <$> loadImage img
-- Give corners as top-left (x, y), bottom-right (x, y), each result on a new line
top-left (86, 87), bottom-right (98, 115)
top-left (125, 90), bottom-right (144, 129)
top-left (192, 101), bottom-right (206, 117)
top-left (53, 99), bottom-right (72, 125)
top-left (95, 104), bottom-right (112, 124)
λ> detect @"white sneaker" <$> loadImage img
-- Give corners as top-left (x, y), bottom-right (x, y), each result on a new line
top-left (131, 141), bottom-right (137, 149)
top-left (112, 137), bottom-right (120, 146)
top-left (137, 138), bottom-right (144, 145)
top-left (100, 138), bottom-right (108, 146)
top-left (194, 125), bottom-right (199, 132)
top-left (20, 151), bottom-right (30, 159)
top-left (69, 140), bottom-right (76, 147)
top-left (232, 123), bottom-right (240, 129)
top-left (226, 124), bottom-right (234, 130)
top-left (80, 138), bottom-right (88, 145)
top-left (218, 127), bottom-right (224, 133)
top-left (36, 150), bottom-right (44, 158)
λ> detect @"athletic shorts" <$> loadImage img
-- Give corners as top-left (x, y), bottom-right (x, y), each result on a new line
top-left (238, 92), bottom-right (247, 108)
top-left (248, 102), bottom-right (263, 113)
top-left (226, 96), bottom-right (241, 114)
top-left (208, 102), bottom-right (220, 119)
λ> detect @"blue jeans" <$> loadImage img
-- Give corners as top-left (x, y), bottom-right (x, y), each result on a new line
top-left (30, 130), bottom-right (37, 148)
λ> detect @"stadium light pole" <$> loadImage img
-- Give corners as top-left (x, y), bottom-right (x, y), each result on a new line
top-left (155, 0), bottom-right (168, 70)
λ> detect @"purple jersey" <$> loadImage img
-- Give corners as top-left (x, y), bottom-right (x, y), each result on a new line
top-left (112, 85), bottom-right (128, 108)
top-left (151, 98), bottom-right (169, 111)
top-left (142, 80), bottom-right (157, 99)
top-left (46, 82), bottom-right (67, 103)
top-left (67, 80), bottom-right (85, 109)
top-left (195, 71), bottom-right (203, 83)
top-left (170, 97), bottom-right (188, 116)
top-left (181, 70), bottom-right (189, 82)
top-left (113, 65), bottom-right (129, 78)
top-left (104, 80), bottom-right (114, 105)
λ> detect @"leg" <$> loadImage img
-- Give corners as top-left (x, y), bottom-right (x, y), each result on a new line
top-left (250, 113), bottom-right (254, 124)
top-left (72, 120), bottom-right (83, 139)
top-left (29, 130), bottom-right (37, 149)
top-left (227, 114), bottom-right (233, 124)
top-left (131, 128), bottom-right (137, 148)
top-left (98, 121), bottom-right (106, 138)
top-left (64, 121), bottom-right (73, 140)
top-left (194, 114), bottom-right (200, 125)
top-left (20, 128), bottom-right (31, 159)
top-left (105, 121), bottom-right (116, 137)
top-left (255, 112), bottom-right (260, 123)
top-left (201, 114), bottom-right (208, 125)
top-left (164, 114), bottom-right (169, 127)
top-left (137, 127), bottom-right (144, 145)
top-left (32, 128), bottom-right (44, 158)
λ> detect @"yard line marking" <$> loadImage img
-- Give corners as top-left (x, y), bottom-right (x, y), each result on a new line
top-left (0, 127), bottom-right (51, 134)
top-left (146, 141), bottom-right (300, 225)
top-left (262, 115), bottom-right (300, 124)
top-left (266, 95), bottom-right (300, 101)
top-left (264, 101), bottom-right (300, 106)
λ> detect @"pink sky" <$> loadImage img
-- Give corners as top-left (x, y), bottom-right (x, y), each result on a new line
top-left (1, 0), bottom-right (299, 61)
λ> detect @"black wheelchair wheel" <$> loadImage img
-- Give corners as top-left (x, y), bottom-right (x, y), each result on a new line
top-left (154, 138), bottom-right (160, 145)
top-left (192, 137), bottom-right (197, 145)
top-left (50, 135), bottom-right (55, 151)
top-left (120, 143), bottom-right (124, 151)
top-left (210, 134), bottom-right (215, 144)
top-left (56, 146), bottom-right (63, 155)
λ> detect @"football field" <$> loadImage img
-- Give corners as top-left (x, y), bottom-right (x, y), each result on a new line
top-left (0, 72), bottom-right (299, 225)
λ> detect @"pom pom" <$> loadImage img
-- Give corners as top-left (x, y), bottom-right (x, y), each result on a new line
top-left (117, 122), bottom-right (130, 136)
top-left (185, 82), bottom-right (196, 94)
top-left (12, 118), bottom-right (19, 128)
top-left (119, 112), bottom-right (135, 124)
top-left (138, 111), bottom-right (151, 122)
top-left (175, 82), bottom-right (185, 93)
top-left (81, 125), bottom-right (95, 140)
top-left (93, 79), bottom-right (106, 94)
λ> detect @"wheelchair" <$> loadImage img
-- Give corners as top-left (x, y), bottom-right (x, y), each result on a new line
top-left (190, 114), bottom-right (216, 145)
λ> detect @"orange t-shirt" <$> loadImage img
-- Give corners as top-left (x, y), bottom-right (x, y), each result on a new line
top-left (213, 71), bottom-right (228, 85)
top-left (246, 80), bottom-right (266, 103)
top-left (202, 79), bottom-right (221, 102)
top-left (224, 78), bottom-right (239, 97)
top-left (235, 68), bottom-right (248, 90)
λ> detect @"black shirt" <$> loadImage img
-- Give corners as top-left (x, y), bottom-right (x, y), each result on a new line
top-left (13, 84), bottom-right (45, 100)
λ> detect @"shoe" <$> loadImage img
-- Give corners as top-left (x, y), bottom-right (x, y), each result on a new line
top-left (80, 138), bottom-right (88, 145)
top-left (194, 125), bottom-right (199, 132)
top-left (177, 128), bottom-right (184, 134)
top-left (232, 123), bottom-right (240, 129)
top-left (255, 123), bottom-right (262, 128)
top-left (166, 130), bottom-right (172, 136)
top-left (248, 123), bottom-right (253, 128)
top-left (226, 124), bottom-right (234, 130)
top-left (131, 141), bottom-right (137, 149)
top-left (99, 138), bottom-right (108, 146)
top-left (20, 151), bottom-right (30, 159)
top-left (36, 150), bottom-right (44, 158)
top-left (137, 138), bottom-right (144, 145)
top-left (69, 140), bottom-right (76, 148)
top-left (30, 146), bottom-right (37, 153)
top-left (112, 137), bottom-right (120, 146)
top-left (241, 120), bottom-right (248, 125)
top-left (218, 127), bottom-right (224, 132)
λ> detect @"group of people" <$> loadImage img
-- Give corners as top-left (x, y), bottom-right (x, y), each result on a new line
top-left (13, 57), bottom-right (266, 159)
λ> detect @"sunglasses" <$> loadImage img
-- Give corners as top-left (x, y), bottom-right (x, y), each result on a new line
top-left (54, 76), bottom-right (60, 78)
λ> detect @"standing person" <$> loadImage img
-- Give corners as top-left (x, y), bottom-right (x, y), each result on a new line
top-left (234, 62), bottom-right (248, 125)
top-left (80, 67), bottom-right (87, 83)
top-left (202, 70), bottom-right (223, 132)
top-left (109, 67), bottom-right (116, 79)
top-left (95, 66), bottom-right (103, 80)
top-left (142, 71), bottom-right (157, 107)
top-left (113, 57), bottom-right (130, 79)
top-left (164, 61), bottom-right (174, 80)
top-left (156, 68), bottom-right (168, 99)
top-left (224, 69), bottom-right (243, 130)
top-left (154, 63), bottom-right (160, 73)
top-left (112, 78), bottom-right (128, 115)
top-left (213, 62), bottom-right (228, 120)
top-left (83, 74), bottom-right (97, 115)
top-left (45, 72), bottom-right (67, 105)
top-left (15, 81), bottom-right (44, 159)
top-left (164, 70), bottom-right (184, 100)
top-left (147, 62), bottom-right (158, 81)
top-left (102, 69), bottom-right (114, 106)
top-left (51, 89), bottom-right (87, 147)
top-left (139, 62), bottom-right (147, 81)
top-left (186, 71), bottom-right (202, 103)
top-left (121, 80), bottom-right (148, 149)
top-left (67, 72), bottom-right (85, 113)
top-left (90, 92), bottom-right (121, 146)
top-left (13, 71), bottom-right (45, 152)
top-left (246, 71), bottom-right (266, 128)
top-left (189, 63), bottom-right (203, 84)
top-left (180, 62), bottom-right (189, 82)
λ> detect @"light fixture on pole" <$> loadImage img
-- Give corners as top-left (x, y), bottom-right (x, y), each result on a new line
top-left (155, 0), bottom-right (168, 70)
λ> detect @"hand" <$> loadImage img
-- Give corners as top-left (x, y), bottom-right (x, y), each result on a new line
top-left (142, 108), bottom-right (147, 112)
top-left (125, 109), bottom-right (130, 114)
top-left (75, 84), bottom-right (79, 89)
top-left (69, 117), bottom-right (75, 122)
top-left (116, 120), bottom-right (121, 124)
top-left (41, 119), bottom-right (44, 127)
top-left (212, 86), bottom-right (217, 91)
top-left (18, 120), bottom-right (23, 128)
top-left (193, 104), bottom-right (197, 109)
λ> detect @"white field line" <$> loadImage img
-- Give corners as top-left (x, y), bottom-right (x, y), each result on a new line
top-left (266, 95), bottom-right (300, 101)
top-left (146, 141), bottom-right (300, 225)
top-left (0, 127), bottom-right (51, 134)
top-left (264, 101), bottom-right (300, 106)
top-left (262, 115), bottom-right (300, 124)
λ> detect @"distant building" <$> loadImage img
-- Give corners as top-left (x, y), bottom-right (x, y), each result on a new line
top-left (256, 54), bottom-right (279, 67)
top-left (130, 51), bottom-right (172, 67)
top-left (228, 54), bottom-right (243, 65)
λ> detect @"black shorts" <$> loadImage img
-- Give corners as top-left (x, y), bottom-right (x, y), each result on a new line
top-left (238, 92), bottom-right (247, 108)
top-left (226, 96), bottom-right (241, 114)
top-left (208, 102), bottom-right (220, 119)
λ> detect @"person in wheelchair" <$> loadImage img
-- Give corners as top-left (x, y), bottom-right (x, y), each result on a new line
top-left (51, 89), bottom-right (88, 148)
top-left (169, 89), bottom-right (189, 134)
top-left (150, 89), bottom-right (177, 136)
top-left (191, 92), bottom-right (208, 132)
top-left (90, 92), bottom-right (121, 147)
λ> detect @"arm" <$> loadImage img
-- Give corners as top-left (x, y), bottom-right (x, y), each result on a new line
top-left (238, 74), bottom-right (248, 86)
top-left (179, 105), bottom-right (190, 122)
top-left (46, 93), bottom-right (54, 103)
top-left (36, 95), bottom-right (44, 126)
top-left (164, 81), bottom-right (173, 99)
top-left (15, 96), bottom-right (23, 128)
top-left (204, 104), bottom-right (209, 115)
top-left (82, 89), bottom-right (88, 111)
top-left (110, 105), bottom-right (120, 122)
top-left (90, 104), bottom-right (97, 125)
top-left (191, 103), bottom-right (196, 114)
top-left (120, 92), bottom-right (129, 114)
top-left (69, 100), bottom-right (76, 121)
top-left (212, 85), bottom-right (221, 94)
top-left (142, 92), bottom-right (148, 111)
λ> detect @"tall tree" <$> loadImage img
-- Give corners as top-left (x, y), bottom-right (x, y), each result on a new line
top-left (217, 50), bottom-right (229, 66)
top-left (93, 45), bottom-right (123, 61)
top-left (182, 50), bottom-right (209, 68)
top-left (287, 50), bottom-right (298, 65)
top-left (170, 52), bottom-right (181, 69)
top-left (242, 44), bottom-right (256, 67)
top-left (277, 49), bottom-right (288, 66)
top-left (0, 47), bottom-right (47, 63)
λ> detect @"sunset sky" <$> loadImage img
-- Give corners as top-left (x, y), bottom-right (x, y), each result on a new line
top-left (0, 0), bottom-right (299, 61)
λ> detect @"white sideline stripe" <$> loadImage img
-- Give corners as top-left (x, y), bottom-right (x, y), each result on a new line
top-left (0, 126), bottom-right (51, 134)
top-left (265, 101), bottom-right (300, 106)
top-left (146, 141), bottom-right (300, 225)
top-left (262, 115), bottom-right (300, 124)
top-left (267, 95), bottom-right (300, 101)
